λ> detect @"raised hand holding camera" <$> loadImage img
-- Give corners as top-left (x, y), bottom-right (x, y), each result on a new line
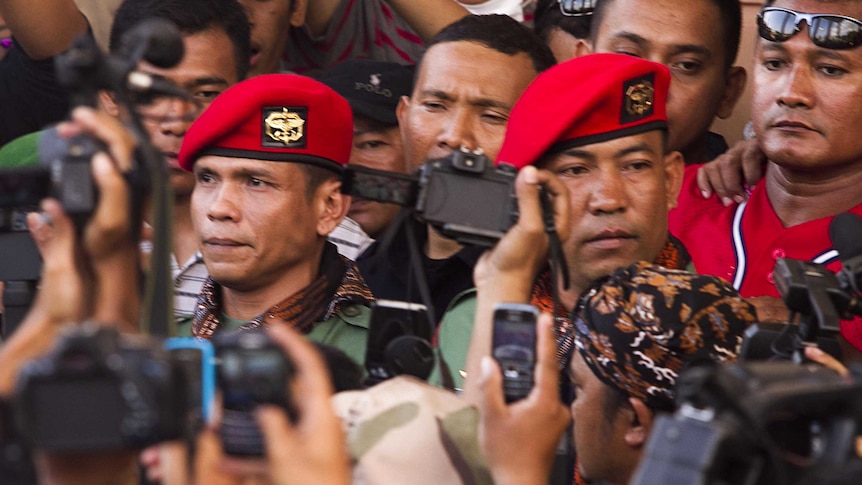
top-left (190, 326), bottom-right (350, 485)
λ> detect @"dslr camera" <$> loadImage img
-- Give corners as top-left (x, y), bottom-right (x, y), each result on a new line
top-left (343, 147), bottom-right (519, 247)
top-left (740, 258), bottom-right (861, 361)
top-left (15, 324), bottom-right (186, 451)
top-left (0, 129), bottom-right (102, 232)
top-left (213, 329), bottom-right (296, 456)
top-left (631, 361), bottom-right (862, 485)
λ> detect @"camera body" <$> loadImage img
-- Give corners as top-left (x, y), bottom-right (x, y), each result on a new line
top-left (0, 129), bottom-right (102, 232)
top-left (631, 361), bottom-right (862, 485)
top-left (416, 149), bottom-right (519, 247)
top-left (15, 324), bottom-right (185, 452)
top-left (213, 329), bottom-right (296, 456)
top-left (343, 147), bottom-right (519, 247)
top-left (741, 258), bottom-right (855, 361)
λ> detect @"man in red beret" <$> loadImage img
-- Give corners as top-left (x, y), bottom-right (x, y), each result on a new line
top-left (447, 54), bottom-right (752, 485)
top-left (177, 73), bottom-right (373, 366)
top-left (437, 53), bottom-right (686, 392)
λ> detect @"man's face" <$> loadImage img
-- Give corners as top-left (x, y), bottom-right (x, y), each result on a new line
top-left (238, 0), bottom-right (304, 77)
top-left (752, 0), bottom-right (862, 172)
top-left (135, 28), bottom-right (239, 196)
top-left (191, 157), bottom-right (329, 292)
top-left (348, 116), bottom-right (405, 238)
top-left (397, 41), bottom-right (538, 171)
top-left (568, 351), bottom-right (635, 484)
top-left (539, 131), bottom-right (683, 292)
top-left (592, 0), bottom-right (740, 163)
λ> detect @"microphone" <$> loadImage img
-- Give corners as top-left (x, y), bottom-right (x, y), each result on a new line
top-left (55, 18), bottom-right (186, 102)
top-left (829, 212), bottom-right (862, 293)
top-left (118, 17), bottom-right (184, 70)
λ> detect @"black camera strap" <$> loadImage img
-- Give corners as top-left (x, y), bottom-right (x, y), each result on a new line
top-left (136, 137), bottom-right (174, 337)
top-left (403, 216), bottom-right (458, 391)
top-left (106, 66), bottom-right (175, 338)
top-left (540, 187), bottom-right (570, 317)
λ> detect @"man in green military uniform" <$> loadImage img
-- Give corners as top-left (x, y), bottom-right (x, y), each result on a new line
top-left (177, 73), bottom-right (372, 365)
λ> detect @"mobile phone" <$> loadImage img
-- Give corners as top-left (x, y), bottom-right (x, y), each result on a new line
top-left (492, 303), bottom-right (539, 403)
top-left (164, 338), bottom-right (215, 430)
top-left (364, 300), bottom-right (433, 385)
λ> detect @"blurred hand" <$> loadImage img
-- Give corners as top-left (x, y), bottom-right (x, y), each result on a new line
top-left (477, 313), bottom-right (571, 485)
top-left (256, 324), bottom-right (349, 485)
top-left (804, 346), bottom-right (851, 379)
top-left (26, 198), bottom-right (89, 326)
top-left (696, 139), bottom-right (765, 206)
top-left (747, 295), bottom-right (789, 323)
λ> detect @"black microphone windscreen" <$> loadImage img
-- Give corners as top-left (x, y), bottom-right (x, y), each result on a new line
top-left (830, 212), bottom-right (862, 261)
top-left (121, 18), bottom-right (184, 69)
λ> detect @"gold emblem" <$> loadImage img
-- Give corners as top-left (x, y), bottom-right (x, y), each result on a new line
top-left (625, 81), bottom-right (655, 116)
top-left (264, 108), bottom-right (305, 145)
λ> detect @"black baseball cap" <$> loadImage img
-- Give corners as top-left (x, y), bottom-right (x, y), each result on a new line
top-left (314, 59), bottom-right (414, 126)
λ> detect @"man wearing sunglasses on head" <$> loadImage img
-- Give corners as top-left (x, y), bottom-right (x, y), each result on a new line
top-left (576, 0), bottom-right (748, 167)
top-left (669, 0), bottom-right (862, 359)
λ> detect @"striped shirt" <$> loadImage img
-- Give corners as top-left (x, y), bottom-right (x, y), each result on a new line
top-left (329, 216), bottom-right (375, 261)
top-left (283, 0), bottom-right (425, 73)
top-left (172, 251), bottom-right (208, 320)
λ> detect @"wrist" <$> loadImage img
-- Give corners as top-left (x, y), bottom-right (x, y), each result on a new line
top-left (475, 276), bottom-right (534, 302)
top-left (491, 468), bottom-right (549, 485)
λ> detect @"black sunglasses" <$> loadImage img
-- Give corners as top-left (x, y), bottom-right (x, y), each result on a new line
top-left (559, 0), bottom-right (596, 17)
top-left (757, 7), bottom-right (862, 50)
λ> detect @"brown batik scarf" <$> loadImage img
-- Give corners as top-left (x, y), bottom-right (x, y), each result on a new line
top-left (530, 233), bottom-right (693, 364)
top-left (192, 243), bottom-right (373, 338)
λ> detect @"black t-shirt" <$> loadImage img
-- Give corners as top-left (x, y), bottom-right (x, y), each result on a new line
top-left (0, 39), bottom-right (70, 147)
top-left (357, 220), bottom-right (483, 324)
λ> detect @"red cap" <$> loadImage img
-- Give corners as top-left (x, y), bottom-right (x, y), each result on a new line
top-left (179, 73), bottom-right (353, 172)
top-left (497, 53), bottom-right (670, 170)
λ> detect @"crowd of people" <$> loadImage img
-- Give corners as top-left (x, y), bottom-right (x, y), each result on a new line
top-left (1, 0), bottom-right (862, 484)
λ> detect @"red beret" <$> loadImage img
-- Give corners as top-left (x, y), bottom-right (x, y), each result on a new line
top-left (497, 53), bottom-right (670, 170)
top-left (179, 73), bottom-right (353, 172)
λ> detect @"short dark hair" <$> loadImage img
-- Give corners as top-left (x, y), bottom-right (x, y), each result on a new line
top-left (591, 0), bottom-right (742, 69)
top-left (534, 0), bottom-right (592, 43)
top-left (110, 0), bottom-right (251, 80)
top-left (299, 164), bottom-right (340, 201)
top-left (600, 384), bottom-right (632, 423)
top-left (422, 14), bottom-right (557, 75)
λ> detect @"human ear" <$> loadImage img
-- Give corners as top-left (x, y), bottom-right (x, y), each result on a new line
top-left (289, 0), bottom-right (309, 27)
top-left (663, 151), bottom-right (684, 211)
top-left (315, 180), bottom-right (350, 237)
top-left (716, 66), bottom-right (747, 120)
top-left (574, 38), bottom-right (593, 58)
top-left (623, 398), bottom-right (654, 448)
top-left (98, 91), bottom-right (121, 117)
